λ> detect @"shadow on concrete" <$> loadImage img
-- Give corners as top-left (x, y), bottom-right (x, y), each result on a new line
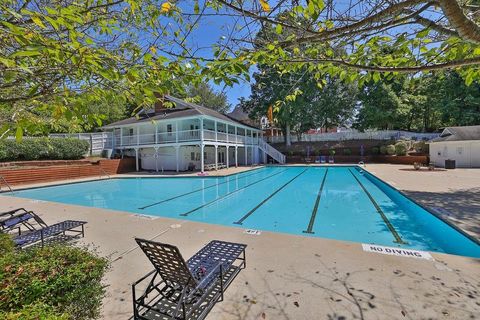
top-left (404, 188), bottom-right (480, 239)
top-left (214, 253), bottom-right (480, 320)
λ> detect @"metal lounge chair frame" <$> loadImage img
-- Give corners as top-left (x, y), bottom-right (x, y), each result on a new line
top-left (0, 208), bottom-right (48, 234)
top-left (1, 208), bottom-right (86, 248)
top-left (12, 220), bottom-right (86, 248)
top-left (133, 239), bottom-right (247, 320)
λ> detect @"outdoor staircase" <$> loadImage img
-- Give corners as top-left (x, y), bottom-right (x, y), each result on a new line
top-left (259, 139), bottom-right (286, 164)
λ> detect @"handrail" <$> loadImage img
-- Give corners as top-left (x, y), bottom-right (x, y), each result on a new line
top-left (99, 168), bottom-right (111, 179)
top-left (0, 175), bottom-right (14, 193)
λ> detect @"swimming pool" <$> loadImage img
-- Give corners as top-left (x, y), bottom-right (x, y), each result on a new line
top-left (5, 166), bottom-right (480, 257)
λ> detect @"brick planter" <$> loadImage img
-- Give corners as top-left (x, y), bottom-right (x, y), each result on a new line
top-left (0, 159), bottom-right (135, 186)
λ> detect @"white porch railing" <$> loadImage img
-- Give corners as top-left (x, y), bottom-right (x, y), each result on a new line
top-left (113, 129), bottom-right (260, 147)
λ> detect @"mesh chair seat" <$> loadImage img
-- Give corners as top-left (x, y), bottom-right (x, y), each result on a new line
top-left (13, 220), bottom-right (86, 247)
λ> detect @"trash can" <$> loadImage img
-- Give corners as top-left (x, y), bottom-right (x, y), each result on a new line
top-left (445, 159), bottom-right (456, 169)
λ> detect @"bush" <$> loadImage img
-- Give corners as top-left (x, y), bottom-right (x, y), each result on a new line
top-left (379, 145), bottom-right (387, 155)
top-left (386, 144), bottom-right (396, 155)
top-left (0, 138), bottom-right (89, 162)
top-left (0, 233), bottom-right (14, 256)
top-left (329, 148), bottom-right (336, 156)
top-left (371, 146), bottom-right (380, 155)
top-left (343, 148), bottom-right (352, 155)
top-left (413, 141), bottom-right (429, 154)
top-left (0, 303), bottom-right (69, 320)
top-left (394, 142), bottom-right (408, 156)
top-left (0, 237), bottom-right (108, 320)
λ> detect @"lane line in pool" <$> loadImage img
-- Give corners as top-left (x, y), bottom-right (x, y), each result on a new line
top-left (302, 168), bottom-right (329, 234)
top-left (138, 168), bottom-right (268, 210)
top-left (179, 169), bottom-right (290, 217)
top-left (233, 168), bottom-right (309, 225)
top-left (348, 168), bottom-right (406, 244)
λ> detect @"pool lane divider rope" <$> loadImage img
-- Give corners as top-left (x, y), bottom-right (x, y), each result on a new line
top-left (303, 168), bottom-right (329, 234)
top-left (347, 168), bottom-right (406, 244)
top-left (233, 168), bottom-right (309, 225)
top-left (138, 168), bottom-right (268, 210)
top-left (179, 169), bottom-right (290, 217)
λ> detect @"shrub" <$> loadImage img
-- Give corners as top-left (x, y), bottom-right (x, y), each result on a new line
top-left (386, 144), bottom-right (396, 155)
top-left (0, 303), bottom-right (69, 320)
top-left (0, 239), bottom-right (108, 320)
top-left (379, 145), bottom-right (387, 155)
top-left (0, 233), bottom-right (14, 256)
top-left (329, 148), bottom-right (336, 156)
top-left (343, 148), bottom-right (352, 155)
top-left (371, 146), bottom-right (380, 155)
top-left (413, 141), bottom-right (429, 154)
top-left (0, 138), bottom-right (89, 162)
top-left (394, 142), bottom-right (407, 156)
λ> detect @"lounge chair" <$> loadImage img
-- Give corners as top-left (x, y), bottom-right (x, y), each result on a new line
top-left (0, 208), bottom-right (47, 233)
top-left (328, 156), bottom-right (335, 164)
top-left (0, 208), bottom-right (86, 248)
top-left (12, 220), bottom-right (86, 248)
top-left (320, 156), bottom-right (326, 164)
top-left (133, 238), bottom-right (247, 320)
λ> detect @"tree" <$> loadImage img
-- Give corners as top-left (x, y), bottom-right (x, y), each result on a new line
top-left (354, 71), bottom-right (480, 131)
top-left (185, 83), bottom-right (230, 113)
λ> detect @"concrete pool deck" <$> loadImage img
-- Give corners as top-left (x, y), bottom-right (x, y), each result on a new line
top-left (1, 164), bottom-right (479, 319)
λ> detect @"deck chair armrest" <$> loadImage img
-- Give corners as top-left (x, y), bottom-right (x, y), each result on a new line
top-left (195, 261), bottom-right (222, 290)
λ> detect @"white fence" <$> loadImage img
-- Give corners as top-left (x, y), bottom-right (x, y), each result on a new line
top-left (49, 132), bottom-right (112, 156)
top-left (266, 130), bottom-right (439, 144)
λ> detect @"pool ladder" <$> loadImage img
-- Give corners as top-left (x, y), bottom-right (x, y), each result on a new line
top-left (0, 175), bottom-right (14, 193)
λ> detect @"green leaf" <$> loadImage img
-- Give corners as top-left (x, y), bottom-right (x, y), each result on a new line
top-left (275, 24), bottom-right (282, 34)
top-left (31, 16), bottom-right (47, 29)
top-left (11, 50), bottom-right (42, 57)
top-left (15, 126), bottom-right (23, 141)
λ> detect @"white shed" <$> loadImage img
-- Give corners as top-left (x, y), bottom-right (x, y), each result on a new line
top-left (429, 125), bottom-right (480, 168)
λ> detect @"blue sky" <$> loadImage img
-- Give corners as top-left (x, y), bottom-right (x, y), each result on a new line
top-left (173, 1), bottom-right (257, 110)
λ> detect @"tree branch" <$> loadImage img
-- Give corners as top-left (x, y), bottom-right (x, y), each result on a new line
top-left (438, 0), bottom-right (480, 43)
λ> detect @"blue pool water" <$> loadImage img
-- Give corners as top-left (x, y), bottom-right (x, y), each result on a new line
top-left (5, 166), bottom-right (480, 258)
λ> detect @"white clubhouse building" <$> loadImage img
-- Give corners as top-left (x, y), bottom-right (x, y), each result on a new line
top-left (103, 95), bottom-right (285, 172)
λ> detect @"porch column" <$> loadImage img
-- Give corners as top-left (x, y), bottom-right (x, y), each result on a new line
top-left (175, 120), bottom-right (179, 143)
top-left (119, 128), bottom-right (123, 146)
top-left (226, 124), bottom-right (229, 143)
top-left (214, 120), bottom-right (218, 142)
top-left (136, 127), bottom-right (140, 146)
top-left (235, 146), bottom-right (238, 167)
top-left (226, 146), bottom-right (230, 168)
top-left (200, 144), bottom-right (205, 173)
top-left (154, 147), bottom-right (159, 173)
top-left (244, 146), bottom-right (248, 165)
top-left (175, 146), bottom-right (180, 172)
top-left (200, 118), bottom-right (204, 141)
top-left (135, 148), bottom-right (139, 171)
top-left (235, 126), bottom-right (238, 143)
top-left (154, 124), bottom-right (158, 144)
top-left (214, 145), bottom-right (218, 170)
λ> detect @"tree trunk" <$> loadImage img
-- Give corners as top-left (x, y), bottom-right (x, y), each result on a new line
top-left (285, 124), bottom-right (291, 146)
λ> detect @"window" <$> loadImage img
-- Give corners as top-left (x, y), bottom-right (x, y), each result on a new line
top-left (128, 128), bottom-right (134, 136)
top-left (167, 124), bottom-right (172, 136)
